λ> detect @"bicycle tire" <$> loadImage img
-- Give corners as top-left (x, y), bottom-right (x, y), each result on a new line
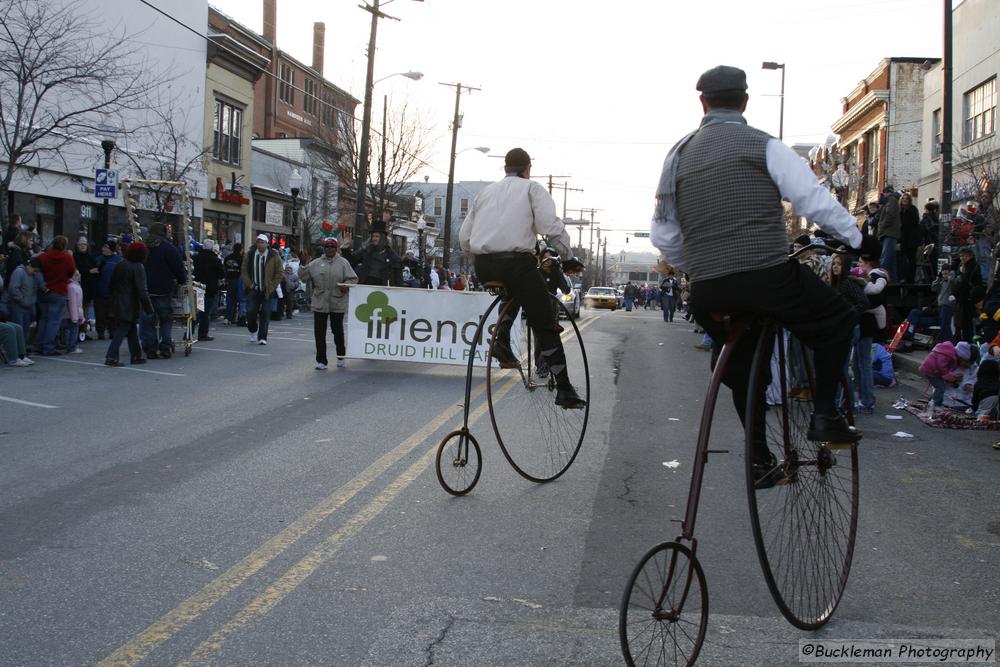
top-left (486, 295), bottom-right (589, 483)
top-left (744, 324), bottom-right (859, 630)
top-left (435, 429), bottom-right (482, 496)
top-left (619, 541), bottom-right (708, 667)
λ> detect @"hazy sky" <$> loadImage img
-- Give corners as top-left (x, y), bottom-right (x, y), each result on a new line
top-left (208, 0), bottom-right (944, 252)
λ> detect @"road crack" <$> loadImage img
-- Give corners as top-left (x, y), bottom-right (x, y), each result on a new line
top-left (424, 613), bottom-right (456, 666)
top-left (617, 471), bottom-right (637, 505)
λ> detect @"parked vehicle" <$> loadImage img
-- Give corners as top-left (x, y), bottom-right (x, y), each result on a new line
top-left (556, 284), bottom-right (581, 319)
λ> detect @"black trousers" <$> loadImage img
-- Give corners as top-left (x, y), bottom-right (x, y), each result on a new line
top-left (689, 260), bottom-right (856, 436)
top-left (246, 289), bottom-right (271, 340)
top-left (314, 311), bottom-right (346, 364)
top-left (474, 253), bottom-right (569, 383)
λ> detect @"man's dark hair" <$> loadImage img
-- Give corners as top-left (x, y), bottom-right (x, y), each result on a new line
top-left (702, 90), bottom-right (748, 110)
top-left (504, 147), bottom-right (531, 174)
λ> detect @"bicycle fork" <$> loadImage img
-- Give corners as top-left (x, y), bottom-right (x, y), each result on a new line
top-left (661, 324), bottom-right (746, 616)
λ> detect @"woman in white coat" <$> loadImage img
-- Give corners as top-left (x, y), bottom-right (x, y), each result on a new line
top-left (298, 237), bottom-right (358, 369)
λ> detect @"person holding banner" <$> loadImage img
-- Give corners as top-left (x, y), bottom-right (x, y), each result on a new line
top-left (299, 237), bottom-right (358, 369)
top-left (459, 147), bottom-right (586, 409)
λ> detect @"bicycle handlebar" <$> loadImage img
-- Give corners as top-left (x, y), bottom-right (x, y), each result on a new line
top-left (788, 241), bottom-right (858, 260)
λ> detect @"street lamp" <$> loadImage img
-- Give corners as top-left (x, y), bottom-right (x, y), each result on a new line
top-left (417, 216), bottom-right (426, 273)
top-left (289, 168), bottom-right (303, 255)
top-left (99, 137), bottom-right (115, 243)
top-left (761, 61), bottom-right (785, 141)
top-left (356, 66), bottom-right (424, 251)
top-left (374, 70), bottom-right (423, 85)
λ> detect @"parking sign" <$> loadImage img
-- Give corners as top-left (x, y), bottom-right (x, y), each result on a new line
top-left (94, 168), bottom-right (117, 199)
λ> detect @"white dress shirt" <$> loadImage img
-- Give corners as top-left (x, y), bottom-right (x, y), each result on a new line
top-left (460, 175), bottom-right (573, 259)
top-left (651, 138), bottom-right (862, 270)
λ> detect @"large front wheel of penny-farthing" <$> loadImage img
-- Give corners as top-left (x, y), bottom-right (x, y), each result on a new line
top-left (435, 429), bottom-right (482, 496)
top-left (619, 541), bottom-right (708, 667)
top-left (486, 295), bottom-right (589, 483)
top-left (744, 324), bottom-right (859, 630)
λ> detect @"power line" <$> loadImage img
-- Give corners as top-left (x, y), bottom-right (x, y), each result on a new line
top-left (132, 0), bottom-right (454, 181)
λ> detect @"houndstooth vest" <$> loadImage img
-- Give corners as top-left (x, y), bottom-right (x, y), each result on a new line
top-left (675, 122), bottom-right (787, 282)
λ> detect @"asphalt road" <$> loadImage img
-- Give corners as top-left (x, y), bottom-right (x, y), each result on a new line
top-left (0, 306), bottom-right (997, 666)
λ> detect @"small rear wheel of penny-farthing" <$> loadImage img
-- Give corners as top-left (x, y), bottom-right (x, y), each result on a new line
top-left (619, 541), bottom-right (708, 666)
top-left (435, 429), bottom-right (482, 496)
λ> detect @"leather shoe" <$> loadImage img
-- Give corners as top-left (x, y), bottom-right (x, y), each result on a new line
top-left (146, 350), bottom-right (160, 359)
top-left (555, 384), bottom-right (587, 409)
top-left (807, 413), bottom-right (861, 443)
top-left (197, 336), bottom-right (214, 342)
top-left (492, 342), bottom-right (519, 369)
top-left (752, 453), bottom-right (787, 489)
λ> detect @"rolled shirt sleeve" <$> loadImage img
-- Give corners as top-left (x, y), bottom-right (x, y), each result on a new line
top-left (651, 205), bottom-right (687, 270)
top-left (529, 181), bottom-right (572, 259)
top-left (766, 138), bottom-right (861, 249)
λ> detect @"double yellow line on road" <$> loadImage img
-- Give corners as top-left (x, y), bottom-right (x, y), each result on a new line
top-left (99, 314), bottom-right (601, 666)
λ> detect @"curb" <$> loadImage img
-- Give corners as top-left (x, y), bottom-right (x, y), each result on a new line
top-left (892, 352), bottom-right (923, 376)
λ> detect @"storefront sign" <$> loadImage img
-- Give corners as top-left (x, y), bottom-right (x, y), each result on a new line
top-left (345, 285), bottom-right (520, 367)
top-left (265, 201), bottom-right (284, 226)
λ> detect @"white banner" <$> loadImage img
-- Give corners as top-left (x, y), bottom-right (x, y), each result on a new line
top-left (345, 285), bottom-right (518, 366)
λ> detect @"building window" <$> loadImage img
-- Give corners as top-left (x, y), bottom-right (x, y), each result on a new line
top-left (434, 196), bottom-right (442, 216)
top-left (321, 91), bottom-right (335, 127)
top-left (460, 198), bottom-right (469, 217)
top-left (931, 108), bottom-right (942, 159)
top-left (964, 77), bottom-right (996, 144)
top-left (304, 78), bottom-right (317, 115)
top-left (278, 63), bottom-right (294, 105)
top-left (863, 128), bottom-right (879, 191)
top-left (213, 99), bottom-right (243, 166)
top-left (252, 199), bottom-right (266, 224)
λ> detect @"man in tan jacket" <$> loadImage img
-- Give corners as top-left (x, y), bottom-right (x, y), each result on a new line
top-left (298, 237), bottom-right (358, 368)
top-left (241, 234), bottom-right (284, 345)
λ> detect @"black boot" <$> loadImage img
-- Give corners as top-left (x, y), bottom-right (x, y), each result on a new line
top-left (807, 413), bottom-right (861, 443)
top-left (751, 452), bottom-right (787, 489)
top-left (555, 383), bottom-right (587, 409)
top-left (491, 339), bottom-right (519, 368)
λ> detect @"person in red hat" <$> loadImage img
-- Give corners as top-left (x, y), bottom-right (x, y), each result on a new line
top-left (298, 236), bottom-right (358, 369)
top-left (105, 241), bottom-right (154, 366)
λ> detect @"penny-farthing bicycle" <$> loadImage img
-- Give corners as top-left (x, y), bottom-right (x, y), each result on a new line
top-left (435, 259), bottom-right (590, 495)
top-left (619, 245), bottom-right (860, 666)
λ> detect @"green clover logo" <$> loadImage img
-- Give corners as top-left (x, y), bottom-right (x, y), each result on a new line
top-left (355, 290), bottom-right (398, 324)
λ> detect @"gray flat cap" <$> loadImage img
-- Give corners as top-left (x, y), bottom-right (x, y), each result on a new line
top-left (696, 65), bottom-right (748, 94)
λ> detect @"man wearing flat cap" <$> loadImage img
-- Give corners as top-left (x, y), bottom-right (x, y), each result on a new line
top-left (651, 65), bottom-right (876, 482)
top-left (459, 147), bottom-right (586, 409)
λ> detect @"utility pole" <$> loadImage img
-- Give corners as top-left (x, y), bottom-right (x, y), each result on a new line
top-left (440, 82), bottom-right (480, 269)
top-left (550, 182), bottom-right (583, 219)
top-left (354, 0), bottom-right (400, 250)
top-left (940, 0), bottom-right (954, 240)
top-left (568, 207), bottom-right (600, 287)
top-left (601, 238), bottom-right (608, 286)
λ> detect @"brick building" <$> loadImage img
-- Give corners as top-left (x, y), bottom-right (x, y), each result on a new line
top-left (831, 57), bottom-right (937, 211)
top-left (209, 1), bottom-right (359, 242)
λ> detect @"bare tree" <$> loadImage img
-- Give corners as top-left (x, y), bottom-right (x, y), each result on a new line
top-left (118, 99), bottom-right (207, 222)
top-left (0, 0), bottom-right (161, 223)
top-left (957, 135), bottom-right (1000, 227)
top-left (334, 99), bottom-right (435, 225)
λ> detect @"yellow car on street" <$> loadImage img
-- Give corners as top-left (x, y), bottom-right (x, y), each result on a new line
top-left (585, 286), bottom-right (619, 311)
